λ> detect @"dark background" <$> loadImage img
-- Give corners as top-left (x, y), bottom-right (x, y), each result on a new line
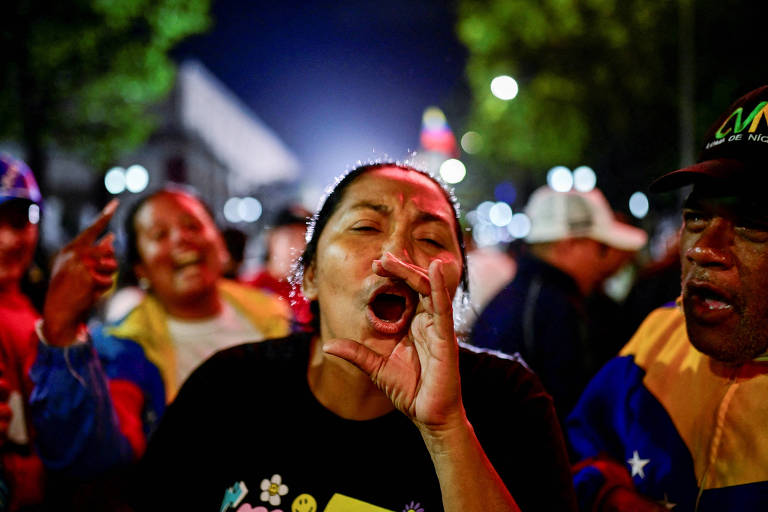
top-left (173, 0), bottom-right (468, 191)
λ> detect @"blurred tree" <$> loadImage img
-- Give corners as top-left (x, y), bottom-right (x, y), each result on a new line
top-left (455, 0), bottom-right (768, 213)
top-left (0, 0), bottom-right (210, 193)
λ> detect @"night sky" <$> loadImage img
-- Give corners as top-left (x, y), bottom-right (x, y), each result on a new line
top-left (173, 0), bottom-right (468, 193)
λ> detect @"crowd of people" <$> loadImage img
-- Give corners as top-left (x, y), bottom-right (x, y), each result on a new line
top-left (1, 85), bottom-right (768, 511)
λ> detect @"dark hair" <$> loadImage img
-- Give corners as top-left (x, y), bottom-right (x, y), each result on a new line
top-left (272, 205), bottom-right (312, 229)
top-left (294, 162), bottom-right (470, 331)
top-left (123, 184), bottom-right (217, 282)
top-left (263, 205), bottom-right (311, 265)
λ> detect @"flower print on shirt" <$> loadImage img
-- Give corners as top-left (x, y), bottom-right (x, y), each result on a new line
top-left (260, 474), bottom-right (289, 506)
top-left (403, 501), bottom-right (424, 512)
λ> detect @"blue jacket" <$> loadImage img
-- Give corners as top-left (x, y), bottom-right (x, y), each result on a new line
top-left (28, 280), bottom-right (290, 478)
top-left (471, 253), bottom-right (591, 420)
top-left (567, 305), bottom-right (768, 511)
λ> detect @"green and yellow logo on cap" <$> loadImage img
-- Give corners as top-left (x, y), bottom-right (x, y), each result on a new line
top-left (715, 101), bottom-right (768, 139)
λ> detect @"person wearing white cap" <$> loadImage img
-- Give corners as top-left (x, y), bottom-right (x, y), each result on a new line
top-left (471, 185), bottom-right (647, 422)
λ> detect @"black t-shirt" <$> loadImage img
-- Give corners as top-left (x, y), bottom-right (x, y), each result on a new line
top-left (134, 333), bottom-right (576, 511)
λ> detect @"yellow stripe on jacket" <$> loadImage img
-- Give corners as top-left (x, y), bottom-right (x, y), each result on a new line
top-left (621, 306), bottom-right (768, 489)
top-left (106, 279), bottom-right (291, 403)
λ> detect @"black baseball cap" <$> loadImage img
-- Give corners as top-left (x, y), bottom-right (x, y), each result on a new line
top-left (651, 85), bottom-right (768, 192)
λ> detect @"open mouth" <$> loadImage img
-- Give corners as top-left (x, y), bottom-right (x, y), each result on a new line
top-left (173, 249), bottom-right (202, 269)
top-left (366, 283), bottom-right (417, 335)
top-left (684, 282), bottom-right (736, 321)
top-left (687, 283), bottom-right (731, 307)
top-left (371, 293), bottom-right (407, 321)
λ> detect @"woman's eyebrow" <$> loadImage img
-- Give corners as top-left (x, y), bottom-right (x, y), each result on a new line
top-left (348, 201), bottom-right (390, 214)
top-left (416, 210), bottom-right (454, 226)
top-left (346, 201), bottom-right (453, 226)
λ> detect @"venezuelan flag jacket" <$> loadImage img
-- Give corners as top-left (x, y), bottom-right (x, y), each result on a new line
top-left (27, 280), bottom-right (290, 478)
top-left (567, 305), bottom-right (768, 511)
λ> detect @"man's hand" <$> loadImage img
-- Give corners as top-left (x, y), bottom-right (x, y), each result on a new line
top-left (42, 200), bottom-right (119, 346)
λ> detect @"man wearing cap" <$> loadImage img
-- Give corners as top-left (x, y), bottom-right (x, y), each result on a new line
top-left (567, 86), bottom-right (768, 511)
top-left (0, 152), bottom-right (45, 509)
top-left (471, 186), bottom-right (647, 422)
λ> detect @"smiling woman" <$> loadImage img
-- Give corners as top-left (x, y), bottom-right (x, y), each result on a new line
top-left (127, 187), bottom-right (230, 319)
top-left (27, 185), bottom-right (292, 506)
top-left (134, 163), bottom-right (577, 512)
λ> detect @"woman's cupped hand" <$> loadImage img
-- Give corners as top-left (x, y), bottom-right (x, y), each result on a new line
top-left (322, 251), bottom-right (465, 431)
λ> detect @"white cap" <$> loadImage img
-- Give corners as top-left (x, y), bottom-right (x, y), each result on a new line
top-left (524, 186), bottom-right (647, 251)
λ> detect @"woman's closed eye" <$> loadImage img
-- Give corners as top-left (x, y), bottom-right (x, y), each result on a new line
top-left (419, 237), bottom-right (445, 249)
top-left (350, 222), bottom-right (380, 232)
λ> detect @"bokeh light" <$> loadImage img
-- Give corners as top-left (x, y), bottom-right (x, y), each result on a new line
top-left (423, 106), bottom-right (448, 130)
top-left (489, 202), bottom-right (513, 227)
top-left (125, 164), bottom-right (149, 193)
top-left (460, 131), bottom-right (484, 154)
top-left (507, 213), bottom-right (531, 239)
top-left (28, 204), bottom-right (40, 225)
top-left (238, 197), bottom-right (263, 223)
top-left (104, 167), bottom-right (126, 195)
top-left (498, 226), bottom-right (514, 243)
top-left (469, 198), bottom-right (520, 246)
top-left (494, 181), bottom-right (517, 204)
top-left (629, 191), bottom-right (649, 219)
top-left (439, 158), bottom-right (466, 184)
top-left (547, 166), bottom-right (573, 192)
top-left (223, 197), bottom-right (241, 223)
top-left (573, 165), bottom-right (596, 192)
top-left (473, 223), bottom-right (499, 247)
top-left (223, 197), bottom-right (264, 223)
top-left (490, 75), bottom-right (519, 100)
top-left (476, 201), bottom-right (495, 223)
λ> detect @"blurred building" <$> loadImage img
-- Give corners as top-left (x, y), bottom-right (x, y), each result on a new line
top-left (3, 60), bottom-right (301, 256)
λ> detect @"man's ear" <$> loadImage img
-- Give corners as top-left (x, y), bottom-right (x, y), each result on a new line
top-left (302, 261), bottom-right (318, 300)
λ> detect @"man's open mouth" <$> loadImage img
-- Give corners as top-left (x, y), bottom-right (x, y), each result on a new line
top-left (684, 282), bottom-right (736, 321)
top-left (366, 283), bottom-right (417, 335)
